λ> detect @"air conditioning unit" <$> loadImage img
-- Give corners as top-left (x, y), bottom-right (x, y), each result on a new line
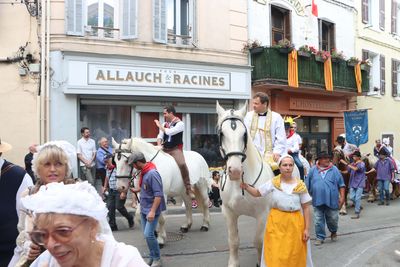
top-left (29, 63), bottom-right (40, 73)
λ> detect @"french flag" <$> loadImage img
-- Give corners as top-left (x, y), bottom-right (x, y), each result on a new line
top-left (312, 0), bottom-right (318, 17)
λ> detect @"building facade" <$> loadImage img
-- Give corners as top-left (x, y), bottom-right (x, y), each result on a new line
top-left (356, 0), bottom-right (400, 157)
top-left (46, 0), bottom-right (250, 169)
top-left (0, 3), bottom-right (41, 165)
top-left (248, 0), bottom-right (369, 157)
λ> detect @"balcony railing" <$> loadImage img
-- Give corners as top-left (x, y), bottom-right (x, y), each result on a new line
top-left (251, 47), bottom-right (369, 93)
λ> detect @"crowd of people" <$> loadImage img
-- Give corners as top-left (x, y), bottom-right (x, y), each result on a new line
top-left (1, 92), bottom-right (400, 267)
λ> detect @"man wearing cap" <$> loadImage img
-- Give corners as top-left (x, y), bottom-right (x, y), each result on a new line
top-left (305, 151), bottom-right (345, 246)
top-left (244, 92), bottom-right (286, 171)
top-left (0, 140), bottom-right (34, 266)
top-left (129, 152), bottom-right (166, 267)
top-left (340, 151), bottom-right (366, 219)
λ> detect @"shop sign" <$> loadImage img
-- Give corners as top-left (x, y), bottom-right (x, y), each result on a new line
top-left (284, 0), bottom-right (306, 16)
top-left (290, 98), bottom-right (346, 112)
top-left (88, 64), bottom-right (230, 90)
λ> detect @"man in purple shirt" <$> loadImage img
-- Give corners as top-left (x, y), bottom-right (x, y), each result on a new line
top-left (129, 151), bottom-right (166, 267)
top-left (366, 149), bottom-right (394, 206)
top-left (341, 151), bottom-right (365, 219)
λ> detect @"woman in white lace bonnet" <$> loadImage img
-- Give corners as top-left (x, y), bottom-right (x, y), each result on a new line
top-left (9, 141), bottom-right (77, 266)
top-left (22, 182), bottom-right (148, 267)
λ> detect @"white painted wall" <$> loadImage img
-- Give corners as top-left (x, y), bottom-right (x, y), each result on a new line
top-left (248, 0), bottom-right (355, 57)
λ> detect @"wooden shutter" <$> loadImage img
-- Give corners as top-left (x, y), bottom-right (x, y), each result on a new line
top-left (284, 10), bottom-right (291, 42)
top-left (329, 23), bottom-right (336, 51)
top-left (392, 0), bottom-right (397, 34)
top-left (392, 59), bottom-right (398, 97)
top-left (189, 0), bottom-right (197, 45)
top-left (65, 0), bottom-right (85, 36)
top-left (153, 0), bottom-right (167, 43)
top-left (121, 0), bottom-right (138, 40)
top-left (362, 0), bottom-right (369, 24)
top-left (380, 55), bottom-right (385, 95)
top-left (380, 0), bottom-right (385, 30)
top-left (362, 49), bottom-right (369, 61)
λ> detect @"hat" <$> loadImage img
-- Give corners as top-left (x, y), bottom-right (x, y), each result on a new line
top-left (0, 139), bottom-right (12, 153)
top-left (317, 151), bottom-right (331, 159)
top-left (378, 148), bottom-right (388, 156)
top-left (353, 151), bottom-right (361, 157)
top-left (128, 151), bottom-right (146, 165)
top-left (336, 135), bottom-right (345, 142)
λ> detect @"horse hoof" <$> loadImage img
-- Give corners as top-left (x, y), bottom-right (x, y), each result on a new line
top-left (200, 226), bottom-right (209, 232)
top-left (180, 227), bottom-right (189, 233)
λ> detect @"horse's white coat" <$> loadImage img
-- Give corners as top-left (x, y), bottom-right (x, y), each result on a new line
top-left (112, 138), bottom-right (212, 245)
top-left (216, 102), bottom-right (276, 267)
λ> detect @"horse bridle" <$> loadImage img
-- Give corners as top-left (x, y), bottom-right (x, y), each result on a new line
top-left (114, 143), bottom-right (135, 179)
top-left (217, 109), bottom-right (248, 163)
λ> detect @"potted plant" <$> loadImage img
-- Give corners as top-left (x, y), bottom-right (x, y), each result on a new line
top-left (347, 57), bottom-right (360, 67)
top-left (314, 50), bottom-right (331, 62)
top-left (360, 59), bottom-right (372, 71)
top-left (272, 38), bottom-right (294, 54)
top-left (330, 49), bottom-right (346, 63)
top-left (298, 45), bottom-right (311, 57)
top-left (242, 40), bottom-right (263, 54)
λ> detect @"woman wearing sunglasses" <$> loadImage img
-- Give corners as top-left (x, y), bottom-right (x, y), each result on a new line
top-left (22, 182), bottom-right (147, 267)
top-left (9, 142), bottom-right (76, 267)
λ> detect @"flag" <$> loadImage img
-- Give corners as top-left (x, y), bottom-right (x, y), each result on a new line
top-left (312, 0), bottom-right (318, 17)
top-left (344, 110), bottom-right (369, 147)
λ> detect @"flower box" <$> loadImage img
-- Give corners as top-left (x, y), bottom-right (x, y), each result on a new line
top-left (347, 61), bottom-right (358, 67)
top-left (331, 57), bottom-right (344, 63)
top-left (360, 64), bottom-right (371, 71)
top-left (298, 50), bottom-right (311, 57)
top-left (249, 47), bottom-right (264, 55)
top-left (315, 55), bottom-right (325, 62)
top-left (278, 47), bottom-right (294, 54)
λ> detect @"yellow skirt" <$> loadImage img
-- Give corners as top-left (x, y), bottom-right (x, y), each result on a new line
top-left (264, 208), bottom-right (307, 267)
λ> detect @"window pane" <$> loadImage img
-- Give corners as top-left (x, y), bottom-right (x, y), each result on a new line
top-left (273, 32), bottom-right (284, 45)
top-left (295, 118), bottom-right (309, 133)
top-left (180, 0), bottom-right (189, 35)
top-left (310, 118), bottom-right (330, 133)
top-left (167, 0), bottom-right (176, 33)
top-left (191, 113), bottom-right (224, 167)
top-left (80, 105), bottom-right (131, 144)
top-left (104, 3), bottom-right (114, 37)
top-left (140, 113), bottom-right (159, 139)
top-left (88, 3), bottom-right (99, 36)
top-left (271, 8), bottom-right (284, 29)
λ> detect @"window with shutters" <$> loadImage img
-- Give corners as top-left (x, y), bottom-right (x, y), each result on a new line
top-left (392, 59), bottom-right (400, 97)
top-left (379, 0), bottom-right (385, 30)
top-left (318, 19), bottom-right (335, 52)
top-left (362, 0), bottom-right (380, 29)
top-left (166, 0), bottom-right (195, 45)
top-left (270, 5), bottom-right (291, 45)
top-left (392, 0), bottom-right (399, 34)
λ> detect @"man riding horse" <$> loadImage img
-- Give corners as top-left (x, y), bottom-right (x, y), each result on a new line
top-left (243, 92), bottom-right (287, 174)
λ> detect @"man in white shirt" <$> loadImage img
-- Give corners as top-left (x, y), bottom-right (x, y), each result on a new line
top-left (244, 92), bottom-right (287, 171)
top-left (0, 140), bottom-right (33, 267)
top-left (335, 135), bottom-right (358, 158)
top-left (77, 127), bottom-right (96, 186)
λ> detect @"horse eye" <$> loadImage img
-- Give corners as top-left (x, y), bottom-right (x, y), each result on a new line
top-left (124, 159), bottom-right (128, 163)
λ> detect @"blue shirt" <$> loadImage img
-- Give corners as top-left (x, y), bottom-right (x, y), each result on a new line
top-left (106, 168), bottom-right (117, 190)
top-left (348, 162), bottom-right (366, 188)
top-left (140, 169), bottom-right (166, 216)
top-left (96, 146), bottom-right (112, 169)
top-left (305, 165), bottom-right (345, 209)
top-left (374, 158), bottom-right (394, 180)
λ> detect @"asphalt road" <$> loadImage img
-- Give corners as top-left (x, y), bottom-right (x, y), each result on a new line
top-left (113, 197), bottom-right (400, 267)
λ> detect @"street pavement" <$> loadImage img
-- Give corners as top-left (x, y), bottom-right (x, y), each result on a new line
top-left (114, 197), bottom-right (400, 267)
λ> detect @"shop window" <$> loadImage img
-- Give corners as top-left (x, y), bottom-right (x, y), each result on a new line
top-left (270, 5), bottom-right (291, 45)
top-left (154, 0), bottom-right (196, 45)
top-left (80, 105), bottom-right (131, 144)
top-left (66, 0), bottom-right (137, 40)
top-left (318, 19), bottom-right (335, 52)
top-left (191, 113), bottom-right (224, 167)
top-left (310, 118), bottom-right (330, 133)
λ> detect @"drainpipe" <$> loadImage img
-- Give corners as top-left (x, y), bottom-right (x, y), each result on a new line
top-left (45, 0), bottom-right (51, 141)
top-left (39, 0), bottom-right (46, 144)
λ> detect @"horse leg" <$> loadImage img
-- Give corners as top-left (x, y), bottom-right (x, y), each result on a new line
top-left (254, 216), bottom-right (265, 266)
top-left (180, 194), bottom-right (193, 233)
top-left (224, 206), bottom-right (240, 267)
top-left (157, 212), bottom-right (167, 248)
top-left (194, 182), bottom-right (210, 232)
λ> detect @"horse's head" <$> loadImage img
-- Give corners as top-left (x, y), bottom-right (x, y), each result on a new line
top-left (332, 148), bottom-right (345, 166)
top-left (362, 153), bottom-right (377, 171)
top-left (216, 101), bottom-right (248, 180)
top-left (112, 138), bottom-right (133, 192)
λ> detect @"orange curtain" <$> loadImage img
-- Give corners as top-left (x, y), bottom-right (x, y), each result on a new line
top-left (355, 63), bottom-right (362, 94)
top-left (288, 50), bottom-right (299, 88)
top-left (324, 58), bottom-right (333, 91)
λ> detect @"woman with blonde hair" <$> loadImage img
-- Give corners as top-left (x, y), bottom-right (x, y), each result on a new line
top-left (9, 141), bottom-right (76, 267)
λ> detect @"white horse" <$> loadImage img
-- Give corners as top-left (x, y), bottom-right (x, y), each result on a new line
top-left (112, 137), bottom-right (212, 246)
top-left (216, 102), bottom-right (276, 267)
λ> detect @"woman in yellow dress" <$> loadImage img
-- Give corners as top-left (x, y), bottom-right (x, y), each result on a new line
top-left (241, 155), bottom-right (313, 267)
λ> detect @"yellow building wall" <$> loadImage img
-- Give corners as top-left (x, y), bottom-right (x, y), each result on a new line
top-left (355, 0), bottom-right (400, 157)
top-left (0, 5), bottom-right (40, 166)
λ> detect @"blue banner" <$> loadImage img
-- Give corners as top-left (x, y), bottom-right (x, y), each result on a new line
top-left (344, 110), bottom-right (369, 147)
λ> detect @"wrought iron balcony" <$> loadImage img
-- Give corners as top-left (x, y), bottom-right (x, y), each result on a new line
top-left (251, 47), bottom-right (369, 93)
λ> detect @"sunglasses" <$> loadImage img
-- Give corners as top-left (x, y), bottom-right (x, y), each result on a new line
top-left (29, 219), bottom-right (87, 246)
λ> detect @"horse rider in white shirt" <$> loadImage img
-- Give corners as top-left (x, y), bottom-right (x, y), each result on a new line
top-left (244, 92), bottom-right (287, 173)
